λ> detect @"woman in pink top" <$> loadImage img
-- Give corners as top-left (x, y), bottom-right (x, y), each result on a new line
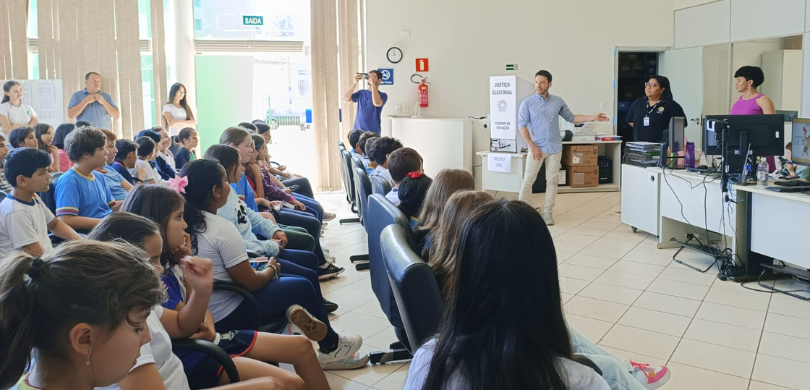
top-left (731, 66), bottom-right (777, 171)
top-left (731, 66), bottom-right (775, 115)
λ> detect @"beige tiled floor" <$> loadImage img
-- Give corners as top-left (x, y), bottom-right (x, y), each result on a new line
top-left (308, 190), bottom-right (810, 390)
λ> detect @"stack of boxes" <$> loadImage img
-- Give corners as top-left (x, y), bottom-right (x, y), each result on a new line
top-left (562, 145), bottom-right (599, 188)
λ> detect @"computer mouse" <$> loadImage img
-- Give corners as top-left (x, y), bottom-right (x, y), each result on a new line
top-left (697, 165), bottom-right (708, 170)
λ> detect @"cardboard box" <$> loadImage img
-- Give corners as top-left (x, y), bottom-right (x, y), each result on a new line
top-left (563, 145), bottom-right (598, 166)
top-left (564, 165), bottom-right (599, 187)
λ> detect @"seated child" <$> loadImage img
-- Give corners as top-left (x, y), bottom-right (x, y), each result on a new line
top-left (397, 172), bottom-right (433, 229)
top-left (0, 133), bottom-right (11, 193)
top-left (131, 136), bottom-right (158, 185)
top-left (34, 123), bottom-right (61, 173)
top-left (357, 131), bottom-right (379, 171)
top-left (0, 148), bottom-right (82, 256)
top-left (55, 126), bottom-right (119, 230)
top-left (784, 142), bottom-right (810, 180)
top-left (368, 136), bottom-right (403, 187)
top-left (96, 129), bottom-right (133, 201)
top-left (174, 127), bottom-right (198, 170)
top-left (175, 159), bottom-right (369, 370)
top-left (90, 211), bottom-right (330, 389)
top-left (9, 126), bottom-right (38, 148)
top-left (0, 240), bottom-right (167, 390)
top-left (347, 129), bottom-right (364, 160)
top-left (111, 138), bottom-right (142, 185)
top-left (414, 169), bottom-right (476, 254)
top-left (154, 126), bottom-right (176, 172)
top-left (385, 147), bottom-right (424, 206)
top-left (138, 129), bottom-right (176, 180)
top-left (52, 123), bottom-right (76, 172)
top-left (136, 130), bottom-right (174, 184)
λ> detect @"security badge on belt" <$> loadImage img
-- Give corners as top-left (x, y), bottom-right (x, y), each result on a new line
top-left (644, 106), bottom-right (665, 126)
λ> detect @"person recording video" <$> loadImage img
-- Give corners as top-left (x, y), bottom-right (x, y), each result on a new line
top-left (342, 70), bottom-right (388, 134)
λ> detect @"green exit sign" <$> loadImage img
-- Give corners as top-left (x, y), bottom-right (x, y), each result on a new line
top-left (243, 15), bottom-right (264, 26)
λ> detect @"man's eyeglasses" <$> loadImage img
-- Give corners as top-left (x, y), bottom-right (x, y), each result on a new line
top-left (645, 82), bottom-right (659, 88)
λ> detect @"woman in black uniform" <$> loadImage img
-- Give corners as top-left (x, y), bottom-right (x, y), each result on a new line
top-left (626, 75), bottom-right (686, 142)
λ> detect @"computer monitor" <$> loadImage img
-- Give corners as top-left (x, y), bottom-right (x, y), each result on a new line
top-left (704, 114), bottom-right (785, 191)
top-left (669, 117), bottom-right (686, 153)
top-left (790, 118), bottom-right (810, 167)
top-left (704, 114), bottom-right (785, 156)
top-left (776, 110), bottom-right (799, 121)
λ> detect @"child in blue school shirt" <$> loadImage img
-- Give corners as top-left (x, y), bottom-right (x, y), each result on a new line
top-left (55, 127), bottom-right (118, 231)
top-left (397, 173), bottom-right (432, 230)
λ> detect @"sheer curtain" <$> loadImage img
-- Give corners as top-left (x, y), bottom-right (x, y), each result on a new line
top-left (311, 0), bottom-right (364, 191)
top-left (0, 0), bottom-right (29, 79)
top-left (34, 0), bottom-right (148, 138)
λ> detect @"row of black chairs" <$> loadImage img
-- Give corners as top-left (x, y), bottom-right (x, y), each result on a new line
top-left (334, 142), bottom-right (604, 376)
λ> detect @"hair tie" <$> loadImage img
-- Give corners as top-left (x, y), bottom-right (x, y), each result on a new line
top-left (406, 171), bottom-right (423, 179)
top-left (168, 176), bottom-right (189, 194)
top-left (27, 257), bottom-right (44, 280)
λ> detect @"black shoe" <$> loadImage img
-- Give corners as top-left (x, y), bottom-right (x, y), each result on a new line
top-left (324, 298), bottom-right (339, 313)
top-left (318, 263), bottom-right (345, 280)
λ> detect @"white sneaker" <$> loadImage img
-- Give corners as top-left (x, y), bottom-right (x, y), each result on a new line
top-left (544, 212), bottom-right (555, 226)
top-left (320, 353), bottom-right (370, 370)
top-left (318, 333), bottom-right (363, 364)
top-left (285, 305), bottom-right (328, 342)
top-left (323, 212), bottom-right (337, 221)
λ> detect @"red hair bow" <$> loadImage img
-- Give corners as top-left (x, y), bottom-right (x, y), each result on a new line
top-left (406, 171), bottom-right (423, 179)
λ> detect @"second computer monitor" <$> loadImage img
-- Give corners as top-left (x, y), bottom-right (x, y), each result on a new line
top-left (791, 118), bottom-right (810, 167)
top-left (669, 117), bottom-right (686, 153)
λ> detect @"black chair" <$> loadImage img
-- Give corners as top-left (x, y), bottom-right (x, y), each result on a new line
top-left (380, 225), bottom-right (605, 376)
top-left (212, 281), bottom-right (288, 334)
top-left (370, 175), bottom-right (391, 196)
top-left (171, 339), bottom-right (241, 382)
top-left (350, 165), bottom-right (372, 270)
top-left (339, 149), bottom-right (360, 225)
top-left (365, 196), bottom-right (416, 364)
top-left (380, 224), bottom-right (441, 353)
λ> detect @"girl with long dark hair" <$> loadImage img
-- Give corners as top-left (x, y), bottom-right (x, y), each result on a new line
top-left (162, 83), bottom-right (197, 138)
top-left (406, 199), bottom-right (610, 390)
top-left (0, 81), bottom-right (38, 136)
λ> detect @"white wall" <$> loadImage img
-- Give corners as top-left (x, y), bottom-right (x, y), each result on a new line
top-left (365, 0), bottom-right (674, 136)
top-left (674, 0), bottom-right (721, 10)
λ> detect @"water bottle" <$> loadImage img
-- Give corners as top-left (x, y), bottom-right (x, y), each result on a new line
top-left (685, 142), bottom-right (696, 168)
top-left (757, 157), bottom-right (769, 187)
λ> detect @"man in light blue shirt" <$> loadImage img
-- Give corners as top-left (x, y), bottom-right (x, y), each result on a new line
top-left (518, 70), bottom-right (608, 225)
top-left (67, 72), bottom-right (120, 130)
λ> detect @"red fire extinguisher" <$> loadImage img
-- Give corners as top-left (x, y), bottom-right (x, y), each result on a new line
top-left (418, 78), bottom-right (429, 108)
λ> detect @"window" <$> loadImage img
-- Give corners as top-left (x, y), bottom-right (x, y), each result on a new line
top-left (193, 0), bottom-right (310, 41)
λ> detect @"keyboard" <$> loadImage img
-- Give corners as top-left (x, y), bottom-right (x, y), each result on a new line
top-left (766, 186), bottom-right (810, 193)
top-left (774, 180), bottom-right (809, 187)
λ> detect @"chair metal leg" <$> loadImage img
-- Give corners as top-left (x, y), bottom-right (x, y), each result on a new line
top-left (339, 217), bottom-right (360, 225)
top-left (355, 262), bottom-right (369, 270)
top-left (369, 348), bottom-right (412, 365)
top-left (350, 254), bottom-right (369, 262)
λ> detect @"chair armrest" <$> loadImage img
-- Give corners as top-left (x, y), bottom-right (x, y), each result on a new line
top-left (171, 339), bottom-right (240, 383)
top-left (246, 250), bottom-right (262, 258)
top-left (269, 161), bottom-right (281, 167)
top-left (212, 282), bottom-right (261, 330)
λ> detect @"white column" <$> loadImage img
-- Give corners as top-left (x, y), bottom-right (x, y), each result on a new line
top-left (165, 0), bottom-right (197, 115)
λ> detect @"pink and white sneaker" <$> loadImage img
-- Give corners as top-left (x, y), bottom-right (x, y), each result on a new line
top-left (630, 361), bottom-right (670, 390)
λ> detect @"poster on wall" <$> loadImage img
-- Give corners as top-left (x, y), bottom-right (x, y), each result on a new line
top-left (489, 76), bottom-right (517, 140)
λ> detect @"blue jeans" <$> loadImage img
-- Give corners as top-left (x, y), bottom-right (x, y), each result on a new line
top-left (215, 252), bottom-right (339, 351)
top-left (570, 329), bottom-right (645, 390)
top-left (278, 210), bottom-right (328, 267)
top-left (293, 194), bottom-right (323, 221)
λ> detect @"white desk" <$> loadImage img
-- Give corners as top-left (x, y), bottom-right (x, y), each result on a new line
top-left (735, 185), bottom-right (810, 271)
top-left (647, 167), bottom-right (748, 265)
top-left (476, 151), bottom-right (528, 193)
